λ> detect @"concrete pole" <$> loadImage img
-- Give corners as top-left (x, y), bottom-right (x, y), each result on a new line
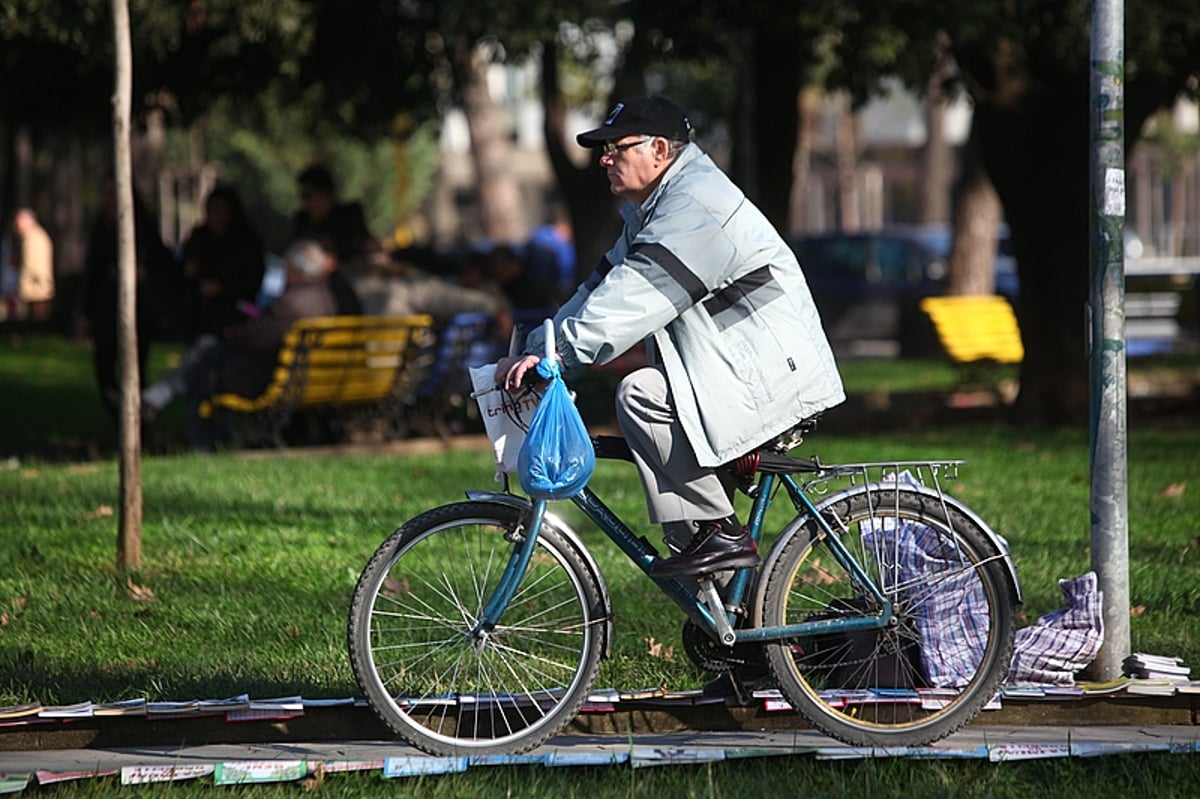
top-left (1088, 0), bottom-right (1130, 680)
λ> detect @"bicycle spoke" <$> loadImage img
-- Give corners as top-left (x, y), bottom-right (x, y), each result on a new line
top-left (764, 487), bottom-right (1015, 747)
top-left (349, 502), bottom-right (603, 755)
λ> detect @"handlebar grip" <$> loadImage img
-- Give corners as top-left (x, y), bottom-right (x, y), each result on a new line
top-left (542, 319), bottom-right (555, 362)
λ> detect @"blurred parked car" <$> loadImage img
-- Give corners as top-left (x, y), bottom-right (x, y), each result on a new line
top-left (795, 224), bottom-right (1195, 358)
top-left (896, 223), bottom-right (1020, 301)
top-left (791, 227), bottom-right (1014, 357)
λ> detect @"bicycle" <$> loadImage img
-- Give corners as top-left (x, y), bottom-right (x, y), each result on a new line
top-left (347, 368), bottom-right (1021, 758)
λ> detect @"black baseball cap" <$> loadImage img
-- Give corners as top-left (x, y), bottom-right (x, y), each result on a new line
top-left (576, 96), bottom-right (694, 148)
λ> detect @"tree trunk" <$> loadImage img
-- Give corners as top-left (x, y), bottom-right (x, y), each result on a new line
top-left (49, 133), bottom-right (86, 277)
top-left (730, 30), bottom-right (757, 200)
top-left (112, 0), bottom-right (142, 570)
top-left (946, 119), bottom-right (1002, 296)
top-left (974, 82), bottom-right (1092, 424)
top-left (834, 92), bottom-right (861, 232)
top-left (452, 37), bottom-right (524, 244)
top-left (132, 107), bottom-right (165, 225)
top-left (748, 26), bottom-right (800, 235)
top-left (539, 38), bottom-right (622, 286)
top-left (14, 126), bottom-right (34, 209)
top-left (790, 87), bottom-right (822, 235)
top-left (920, 53), bottom-right (953, 225)
top-left (953, 26), bottom-right (1181, 426)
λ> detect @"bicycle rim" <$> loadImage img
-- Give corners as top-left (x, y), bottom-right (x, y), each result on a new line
top-left (762, 487), bottom-right (1015, 747)
top-left (348, 502), bottom-right (603, 755)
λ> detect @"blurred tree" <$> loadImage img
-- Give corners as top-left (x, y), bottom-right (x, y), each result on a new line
top-left (621, 0), bottom-right (1200, 424)
top-left (0, 0), bottom-right (312, 132)
top-left (8, 0), bottom-right (1197, 426)
top-left (171, 90), bottom-right (439, 254)
top-left (422, 0), bottom-right (603, 245)
top-left (613, 0), bottom-right (828, 233)
top-left (832, 0), bottom-right (1200, 423)
top-left (293, 0), bottom-right (438, 137)
top-left (1, 0), bottom-right (314, 280)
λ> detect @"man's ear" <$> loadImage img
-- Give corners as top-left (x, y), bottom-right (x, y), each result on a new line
top-left (653, 136), bottom-right (672, 162)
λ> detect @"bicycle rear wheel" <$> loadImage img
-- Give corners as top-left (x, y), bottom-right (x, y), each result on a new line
top-left (348, 501), bottom-right (605, 756)
top-left (761, 486), bottom-right (1016, 747)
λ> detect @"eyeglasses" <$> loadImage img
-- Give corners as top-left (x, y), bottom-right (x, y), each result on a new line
top-left (600, 137), bottom-right (651, 156)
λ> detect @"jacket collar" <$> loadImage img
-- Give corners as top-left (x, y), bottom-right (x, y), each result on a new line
top-left (629, 142), bottom-right (704, 223)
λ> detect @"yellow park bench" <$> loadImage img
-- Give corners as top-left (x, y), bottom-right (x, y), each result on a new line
top-left (919, 294), bottom-right (1024, 365)
top-left (199, 314), bottom-right (437, 447)
top-left (919, 295), bottom-right (1023, 404)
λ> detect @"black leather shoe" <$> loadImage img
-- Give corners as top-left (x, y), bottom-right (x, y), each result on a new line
top-left (648, 516), bottom-right (759, 577)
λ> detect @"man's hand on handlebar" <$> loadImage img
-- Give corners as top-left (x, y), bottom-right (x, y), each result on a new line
top-left (495, 354), bottom-right (543, 392)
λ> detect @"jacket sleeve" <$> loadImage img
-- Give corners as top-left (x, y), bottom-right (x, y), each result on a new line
top-left (550, 191), bottom-right (736, 369)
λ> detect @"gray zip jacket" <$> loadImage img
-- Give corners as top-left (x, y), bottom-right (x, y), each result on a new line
top-left (527, 143), bottom-right (844, 467)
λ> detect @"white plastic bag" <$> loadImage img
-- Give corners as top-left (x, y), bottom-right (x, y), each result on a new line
top-left (469, 363), bottom-right (540, 474)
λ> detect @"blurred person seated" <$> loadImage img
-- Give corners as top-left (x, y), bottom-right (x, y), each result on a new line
top-left (179, 184), bottom-right (265, 344)
top-left (491, 244), bottom-right (560, 312)
top-left (351, 247), bottom-right (513, 340)
top-left (291, 164), bottom-right (384, 277)
top-left (143, 238), bottom-right (356, 450)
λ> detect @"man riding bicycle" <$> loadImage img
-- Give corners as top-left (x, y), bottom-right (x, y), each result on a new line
top-left (498, 95), bottom-right (844, 577)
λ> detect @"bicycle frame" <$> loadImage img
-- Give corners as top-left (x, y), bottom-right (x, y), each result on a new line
top-left (466, 460), bottom-right (949, 653)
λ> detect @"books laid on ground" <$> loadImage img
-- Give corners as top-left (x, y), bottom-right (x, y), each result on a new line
top-left (225, 696), bottom-right (305, 723)
top-left (581, 688), bottom-right (619, 712)
top-left (1123, 652), bottom-right (1191, 680)
top-left (94, 698), bottom-right (148, 716)
top-left (1002, 684), bottom-right (1086, 701)
top-left (300, 697), bottom-right (357, 708)
top-left (1125, 678), bottom-right (1181, 696)
top-left (751, 689), bottom-right (794, 712)
top-left (1076, 677), bottom-right (1132, 695)
top-left (640, 689), bottom-right (725, 707)
top-left (917, 688), bottom-right (958, 710)
top-left (38, 701), bottom-right (95, 718)
top-left (0, 701), bottom-right (42, 720)
top-left (195, 695), bottom-right (251, 714)
top-left (1001, 685), bottom-right (1046, 700)
top-left (146, 700), bottom-right (205, 719)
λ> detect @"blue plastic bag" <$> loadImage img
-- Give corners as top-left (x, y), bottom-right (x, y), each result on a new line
top-left (517, 358), bottom-right (595, 499)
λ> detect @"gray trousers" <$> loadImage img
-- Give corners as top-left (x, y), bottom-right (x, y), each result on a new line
top-left (614, 366), bottom-right (736, 550)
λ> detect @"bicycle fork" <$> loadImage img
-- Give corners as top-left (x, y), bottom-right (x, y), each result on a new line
top-left (469, 499), bottom-right (549, 643)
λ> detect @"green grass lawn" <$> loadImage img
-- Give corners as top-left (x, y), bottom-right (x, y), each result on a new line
top-left (2, 332), bottom-right (1199, 797)
top-left (3, 425), bottom-right (1198, 707)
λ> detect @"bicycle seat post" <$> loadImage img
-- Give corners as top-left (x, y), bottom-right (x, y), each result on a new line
top-left (697, 577), bottom-right (736, 646)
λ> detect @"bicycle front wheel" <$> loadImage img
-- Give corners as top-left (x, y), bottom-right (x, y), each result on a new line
top-left (348, 501), bottom-right (605, 756)
top-left (761, 486), bottom-right (1016, 747)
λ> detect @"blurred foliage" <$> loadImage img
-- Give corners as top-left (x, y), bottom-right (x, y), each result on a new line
top-left (5, 1), bottom-right (1197, 144)
top-left (163, 90), bottom-right (441, 252)
top-left (0, 0), bottom-right (312, 131)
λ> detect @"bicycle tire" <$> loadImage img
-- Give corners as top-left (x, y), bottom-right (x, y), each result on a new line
top-left (760, 486), bottom-right (1016, 747)
top-left (348, 501), bottom-right (605, 756)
